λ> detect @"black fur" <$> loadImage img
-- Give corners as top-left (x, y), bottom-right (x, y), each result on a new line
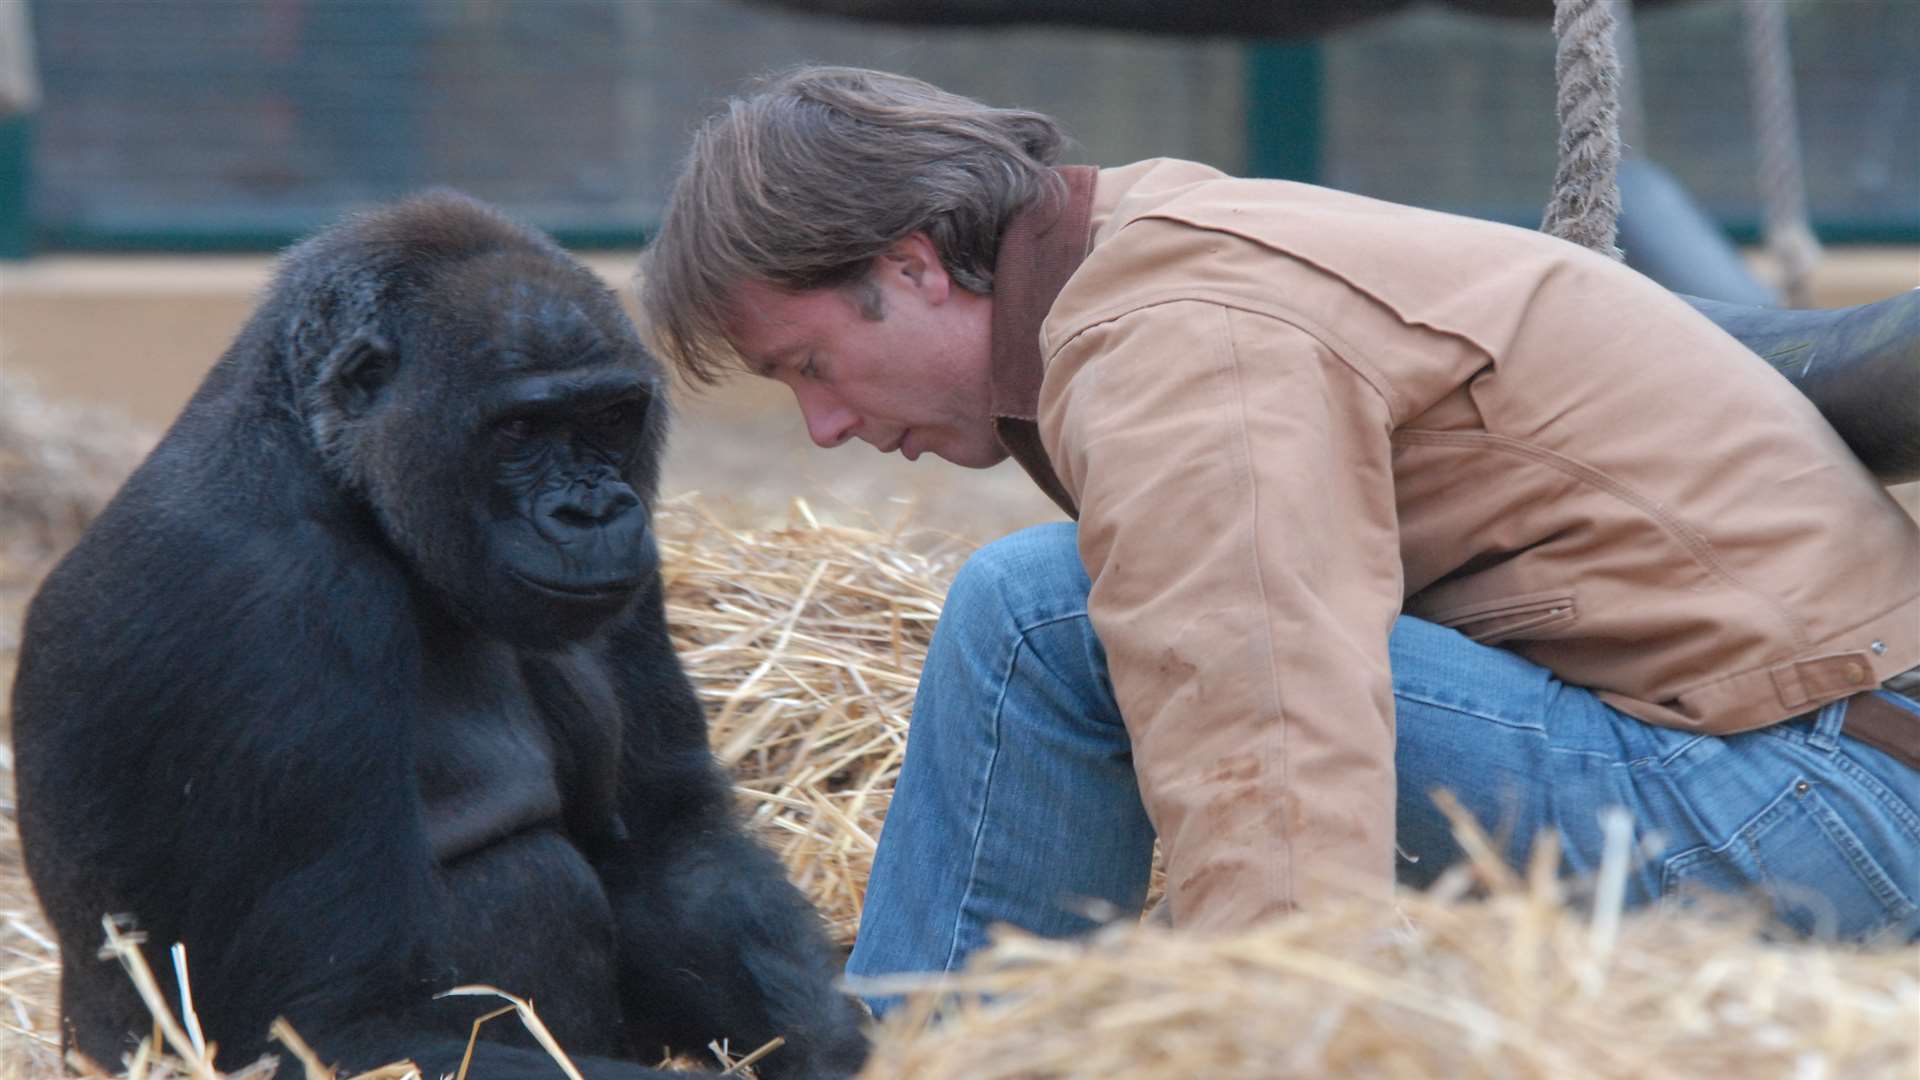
top-left (10, 193), bottom-right (868, 1079)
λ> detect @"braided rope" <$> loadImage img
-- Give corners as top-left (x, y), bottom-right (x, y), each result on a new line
top-left (1540, 0), bottom-right (1624, 260)
top-left (0, 0), bottom-right (43, 115)
top-left (1743, 0), bottom-right (1821, 307)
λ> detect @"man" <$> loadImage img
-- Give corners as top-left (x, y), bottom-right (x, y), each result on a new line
top-left (638, 67), bottom-right (1920, 999)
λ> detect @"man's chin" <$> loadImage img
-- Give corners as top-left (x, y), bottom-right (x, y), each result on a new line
top-left (895, 427), bottom-right (1008, 469)
top-left (934, 444), bottom-right (1012, 470)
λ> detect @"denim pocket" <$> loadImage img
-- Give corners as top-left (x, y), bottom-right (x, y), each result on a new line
top-left (1661, 773), bottom-right (1919, 941)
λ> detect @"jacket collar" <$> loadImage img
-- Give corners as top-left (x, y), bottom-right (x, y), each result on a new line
top-left (989, 164), bottom-right (1098, 518)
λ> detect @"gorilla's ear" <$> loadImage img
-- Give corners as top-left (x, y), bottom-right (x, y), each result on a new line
top-left (319, 330), bottom-right (398, 420)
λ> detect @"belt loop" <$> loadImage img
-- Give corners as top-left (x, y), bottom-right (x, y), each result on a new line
top-left (1807, 697), bottom-right (1847, 752)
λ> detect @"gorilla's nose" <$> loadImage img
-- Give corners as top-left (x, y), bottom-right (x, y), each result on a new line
top-left (540, 482), bottom-right (641, 538)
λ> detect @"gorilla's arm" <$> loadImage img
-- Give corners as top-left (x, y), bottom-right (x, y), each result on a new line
top-left (599, 582), bottom-right (870, 1080)
top-left (14, 440), bottom-right (438, 1066)
top-left (18, 495), bottom-right (414, 1060)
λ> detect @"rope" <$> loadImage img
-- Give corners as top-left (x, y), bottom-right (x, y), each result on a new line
top-left (1540, 0), bottom-right (1624, 260)
top-left (1743, 1), bottom-right (1821, 307)
top-left (0, 0), bottom-right (43, 116)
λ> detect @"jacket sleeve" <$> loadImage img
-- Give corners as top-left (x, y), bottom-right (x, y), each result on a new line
top-left (1042, 298), bottom-right (1403, 931)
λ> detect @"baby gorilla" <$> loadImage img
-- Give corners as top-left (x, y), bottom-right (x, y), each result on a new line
top-left (10, 193), bottom-right (868, 1079)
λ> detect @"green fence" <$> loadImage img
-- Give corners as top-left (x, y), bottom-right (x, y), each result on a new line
top-left (2, 0), bottom-right (1913, 257)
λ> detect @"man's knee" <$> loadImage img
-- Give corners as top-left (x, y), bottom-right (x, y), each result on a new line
top-left (944, 522), bottom-right (1087, 625)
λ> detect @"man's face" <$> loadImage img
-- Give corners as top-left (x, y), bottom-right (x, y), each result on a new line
top-left (726, 234), bottom-right (1005, 469)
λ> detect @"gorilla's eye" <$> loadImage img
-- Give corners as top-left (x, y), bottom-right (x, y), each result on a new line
top-left (591, 403), bottom-right (633, 429)
top-left (497, 417), bottom-right (539, 440)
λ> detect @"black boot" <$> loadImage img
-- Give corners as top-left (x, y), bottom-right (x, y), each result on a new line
top-left (1686, 290), bottom-right (1920, 484)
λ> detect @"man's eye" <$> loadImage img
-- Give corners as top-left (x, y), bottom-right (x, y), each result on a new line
top-left (800, 355), bottom-right (821, 380)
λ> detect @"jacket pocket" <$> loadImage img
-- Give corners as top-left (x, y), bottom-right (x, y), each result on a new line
top-left (1430, 590), bottom-right (1577, 645)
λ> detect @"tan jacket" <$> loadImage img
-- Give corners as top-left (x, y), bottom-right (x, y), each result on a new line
top-left (988, 159), bottom-right (1920, 932)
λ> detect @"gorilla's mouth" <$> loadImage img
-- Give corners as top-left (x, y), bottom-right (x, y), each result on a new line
top-left (509, 571), bottom-right (642, 602)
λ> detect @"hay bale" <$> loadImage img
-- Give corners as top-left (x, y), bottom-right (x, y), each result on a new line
top-left (859, 830), bottom-right (1920, 1079)
top-left (0, 372), bottom-right (153, 570)
top-left (657, 496), bottom-right (973, 942)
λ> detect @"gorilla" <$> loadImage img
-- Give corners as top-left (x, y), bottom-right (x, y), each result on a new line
top-left (10, 193), bottom-right (869, 1079)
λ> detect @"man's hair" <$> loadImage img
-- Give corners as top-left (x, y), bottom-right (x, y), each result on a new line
top-left (638, 66), bottom-right (1068, 383)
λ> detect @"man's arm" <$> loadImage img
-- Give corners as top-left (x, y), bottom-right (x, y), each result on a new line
top-left (1043, 298), bottom-right (1404, 930)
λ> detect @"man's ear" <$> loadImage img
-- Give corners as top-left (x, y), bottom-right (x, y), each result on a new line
top-left (883, 232), bottom-right (952, 303)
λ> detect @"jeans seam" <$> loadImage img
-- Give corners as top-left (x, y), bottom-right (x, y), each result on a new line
top-left (1652, 734), bottom-right (1711, 768)
top-left (1546, 745), bottom-right (1623, 767)
top-left (1393, 685), bottom-right (1545, 734)
top-left (1013, 610), bottom-right (1091, 639)
top-left (943, 632), bottom-right (1025, 972)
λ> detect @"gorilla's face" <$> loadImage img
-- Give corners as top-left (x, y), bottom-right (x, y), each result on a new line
top-left (466, 363), bottom-right (661, 644)
top-left (335, 252), bottom-right (668, 647)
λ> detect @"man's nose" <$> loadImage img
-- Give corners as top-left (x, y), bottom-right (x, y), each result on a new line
top-left (794, 385), bottom-right (858, 449)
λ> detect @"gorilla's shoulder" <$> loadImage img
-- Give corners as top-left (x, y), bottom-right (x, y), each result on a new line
top-left (29, 444), bottom-right (411, 675)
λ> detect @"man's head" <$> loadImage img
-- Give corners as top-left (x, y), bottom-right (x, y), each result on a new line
top-left (637, 66), bottom-right (1067, 467)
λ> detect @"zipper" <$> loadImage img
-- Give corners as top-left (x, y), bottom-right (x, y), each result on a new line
top-left (1430, 590), bottom-right (1578, 645)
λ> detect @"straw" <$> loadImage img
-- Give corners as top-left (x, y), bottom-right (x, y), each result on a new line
top-left (3, 379), bottom-right (1916, 1079)
top-left (856, 806), bottom-right (1920, 1079)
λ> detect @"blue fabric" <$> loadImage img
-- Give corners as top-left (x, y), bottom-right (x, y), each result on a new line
top-left (846, 523), bottom-right (1920, 1011)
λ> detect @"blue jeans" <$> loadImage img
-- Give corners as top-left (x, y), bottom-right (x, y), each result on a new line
top-left (847, 523), bottom-right (1920, 1004)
